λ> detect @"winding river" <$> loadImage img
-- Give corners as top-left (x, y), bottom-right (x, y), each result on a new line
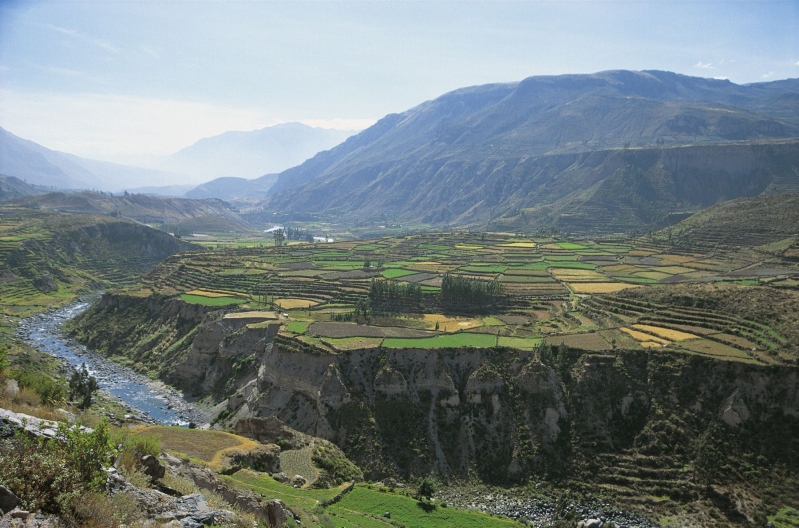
top-left (16, 299), bottom-right (206, 426)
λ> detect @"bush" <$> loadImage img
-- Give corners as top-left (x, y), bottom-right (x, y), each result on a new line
top-left (9, 369), bottom-right (67, 406)
top-left (0, 419), bottom-right (114, 513)
top-left (69, 363), bottom-right (99, 410)
top-left (416, 477), bottom-right (436, 501)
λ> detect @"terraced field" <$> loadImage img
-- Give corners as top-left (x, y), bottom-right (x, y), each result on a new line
top-left (125, 231), bottom-right (799, 363)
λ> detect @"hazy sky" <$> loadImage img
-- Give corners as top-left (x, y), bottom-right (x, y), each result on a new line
top-left (1, 0), bottom-right (797, 161)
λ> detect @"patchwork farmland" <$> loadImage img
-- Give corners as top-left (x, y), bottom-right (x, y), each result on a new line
top-left (127, 231), bottom-right (799, 364)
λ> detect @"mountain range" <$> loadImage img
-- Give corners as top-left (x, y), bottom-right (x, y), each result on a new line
top-left (0, 122), bottom-right (355, 194)
top-left (146, 122), bottom-right (354, 181)
top-left (263, 70), bottom-right (799, 234)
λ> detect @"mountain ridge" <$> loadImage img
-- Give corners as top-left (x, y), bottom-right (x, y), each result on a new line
top-left (262, 70), bottom-right (799, 234)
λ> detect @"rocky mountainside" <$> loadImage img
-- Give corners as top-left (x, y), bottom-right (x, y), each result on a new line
top-left (14, 190), bottom-right (254, 233)
top-left (263, 71), bottom-right (799, 234)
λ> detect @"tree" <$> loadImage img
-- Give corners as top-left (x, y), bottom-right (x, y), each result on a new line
top-left (416, 477), bottom-right (435, 501)
top-left (69, 363), bottom-right (99, 410)
top-left (273, 228), bottom-right (286, 246)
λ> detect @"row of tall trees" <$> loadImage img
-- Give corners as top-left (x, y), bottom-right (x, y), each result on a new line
top-left (368, 279), bottom-right (423, 313)
top-left (440, 273), bottom-right (505, 311)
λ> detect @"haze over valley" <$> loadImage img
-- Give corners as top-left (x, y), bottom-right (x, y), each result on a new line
top-left (1, 2), bottom-right (798, 528)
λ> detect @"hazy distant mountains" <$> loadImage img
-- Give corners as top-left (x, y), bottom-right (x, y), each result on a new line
top-left (149, 122), bottom-right (355, 181)
top-left (0, 122), bottom-right (355, 195)
top-left (0, 127), bottom-right (185, 191)
top-left (264, 70), bottom-right (799, 234)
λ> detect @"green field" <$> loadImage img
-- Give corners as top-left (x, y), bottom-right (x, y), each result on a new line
top-left (328, 485), bottom-right (522, 528)
top-left (382, 268), bottom-right (418, 279)
top-left (383, 332), bottom-right (497, 349)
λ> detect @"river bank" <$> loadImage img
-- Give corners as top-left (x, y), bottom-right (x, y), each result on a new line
top-left (15, 297), bottom-right (208, 427)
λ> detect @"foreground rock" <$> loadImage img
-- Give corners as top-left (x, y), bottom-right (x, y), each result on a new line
top-left (0, 485), bottom-right (19, 515)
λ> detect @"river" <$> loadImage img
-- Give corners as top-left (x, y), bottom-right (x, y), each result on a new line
top-left (16, 298), bottom-right (207, 426)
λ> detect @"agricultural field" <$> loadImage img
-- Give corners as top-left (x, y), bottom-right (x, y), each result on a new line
top-left (125, 231), bottom-right (799, 364)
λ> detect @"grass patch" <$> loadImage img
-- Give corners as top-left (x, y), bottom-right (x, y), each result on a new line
top-left (770, 507), bottom-right (799, 528)
top-left (280, 447), bottom-right (319, 485)
top-left (133, 426), bottom-right (257, 468)
top-left (227, 469), bottom-right (345, 511)
top-left (381, 268), bottom-right (418, 279)
top-left (286, 321), bottom-right (310, 333)
top-left (497, 336), bottom-right (542, 350)
top-left (330, 485), bottom-right (522, 528)
top-left (383, 333), bottom-right (497, 349)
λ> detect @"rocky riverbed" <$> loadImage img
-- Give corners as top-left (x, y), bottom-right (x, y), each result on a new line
top-left (16, 298), bottom-right (208, 426)
top-left (436, 488), bottom-right (660, 528)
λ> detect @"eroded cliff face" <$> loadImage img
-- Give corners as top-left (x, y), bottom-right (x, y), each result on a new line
top-left (70, 297), bottom-right (799, 507)
top-left (225, 339), bottom-right (799, 497)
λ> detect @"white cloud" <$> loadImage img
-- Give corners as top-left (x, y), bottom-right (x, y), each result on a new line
top-left (713, 76), bottom-right (729, 81)
top-left (694, 61), bottom-right (713, 69)
top-left (0, 90), bottom-right (372, 159)
top-left (46, 24), bottom-right (120, 54)
top-left (761, 71), bottom-right (774, 79)
top-left (795, 60), bottom-right (799, 66)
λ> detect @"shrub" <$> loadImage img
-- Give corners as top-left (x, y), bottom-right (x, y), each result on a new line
top-left (9, 369), bottom-right (67, 406)
top-left (0, 419), bottom-right (114, 513)
top-left (69, 363), bottom-right (99, 410)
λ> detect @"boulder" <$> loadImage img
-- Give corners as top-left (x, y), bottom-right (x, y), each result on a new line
top-left (0, 485), bottom-right (19, 514)
top-left (263, 499), bottom-right (289, 528)
top-left (141, 455), bottom-right (166, 480)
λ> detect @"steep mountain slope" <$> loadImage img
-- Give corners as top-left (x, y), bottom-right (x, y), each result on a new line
top-left (154, 122), bottom-right (355, 181)
top-left (0, 127), bottom-right (185, 191)
top-left (655, 192), bottom-right (799, 249)
top-left (0, 174), bottom-right (51, 201)
top-left (0, 207), bottom-right (197, 311)
top-left (264, 70), bottom-right (799, 233)
top-left (15, 191), bottom-right (254, 232)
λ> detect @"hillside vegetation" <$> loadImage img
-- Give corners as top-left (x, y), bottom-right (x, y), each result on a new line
top-left (0, 206), bottom-right (196, 314)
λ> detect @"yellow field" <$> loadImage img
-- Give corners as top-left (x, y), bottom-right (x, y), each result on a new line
top-left (568, 282), bottom-right (641, 294)
top-left (134, 426), bottom-right (259, 469)
top-left (185, 289), bottom-right (245, 298)
top-left (223, 311), bottom-right (278, 320)
top-left (275, 298), bottom-right (320, 309)
top-left (632, 324), bottom-right (699, 341)
top-left (620, 327), bottom-right (671, 344)
top-left (422, 314), bottom-right (482, 332)
top-left (640, 341), bottom-right (666, 349)
top-left (500, 242), bottom-right (538, 248)
top-left (550, 269), bottom-right (607, 281)
top-left (406, 262), bottom-right (453, 273)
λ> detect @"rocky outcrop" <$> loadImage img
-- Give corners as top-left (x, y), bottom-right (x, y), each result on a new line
top-left (161, 453), bottom-right (294, 525)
